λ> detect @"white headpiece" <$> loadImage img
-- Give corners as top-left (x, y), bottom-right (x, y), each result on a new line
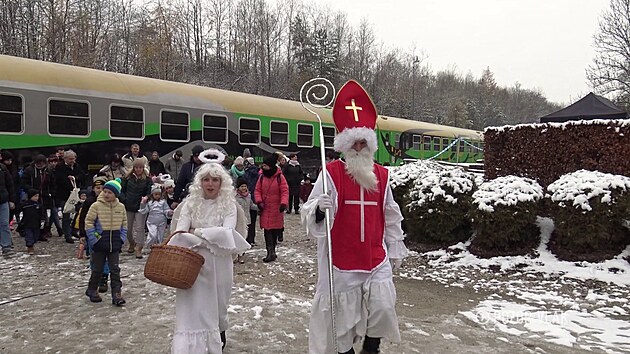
top-left (198, 148), bottom-right (226, 164)
top-left (159, 174), bottom-right (172, 182)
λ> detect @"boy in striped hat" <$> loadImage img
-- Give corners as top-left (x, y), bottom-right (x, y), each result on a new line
top-left (84, 178), bottom-right (128, 306)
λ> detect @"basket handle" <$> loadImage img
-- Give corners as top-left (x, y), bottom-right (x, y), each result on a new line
top-left (163, 230), bottom-right (188, 245)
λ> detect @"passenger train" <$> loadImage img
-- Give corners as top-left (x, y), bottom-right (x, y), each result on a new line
top-left (0, 55), bottom-right (483, 175)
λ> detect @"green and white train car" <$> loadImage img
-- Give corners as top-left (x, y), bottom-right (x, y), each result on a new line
top-left (0, 55), bottom-right (483, 174)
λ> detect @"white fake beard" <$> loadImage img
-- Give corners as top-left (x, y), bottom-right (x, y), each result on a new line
top-left (344, 149), bottom-right (378, 191)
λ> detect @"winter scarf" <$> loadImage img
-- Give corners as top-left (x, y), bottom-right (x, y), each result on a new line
top-left (231, 164), bottom-right (245, 178)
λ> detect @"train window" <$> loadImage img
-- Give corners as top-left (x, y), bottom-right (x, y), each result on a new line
top-left (110, 105), bottom-right (144, 139)
top-left (270, 121), bottom-right (289, 147)
top-left (297, 123), bottom-right (313, 147)
top-left (433, 137), bottom-right (441, 151)
top-left (423, 136), bottom-right (431, 151)
top-left (442, 138), bottom-right (450, 151)
top-left (0, 94), bottom-right (23, 133)
top-left (160, 110), bottom-right (189, 142)
top-left (239, 117), bottom-right (260, 145)
top-left (203, 114), bottom-right (228, 143)
top-left (394, 133), bottom-right (400, 148)
top-left (322, 126), bottom-right (336, 148)
top-left (459, 139), bottom-right (465, 153)
top-left (48, 98), bottom-right (90, 136)
top-left (412, 135), bottom-right (421, 150)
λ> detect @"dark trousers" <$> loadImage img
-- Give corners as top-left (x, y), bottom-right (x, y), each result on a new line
top-left (61, 210), bottom-right (72, 239)
top-left (43, 206), bottom-right (62, 236)
top-left (288, 186), bottom-right (300, 212)
top-left (24, 228), bottom-right (39, 248)
top-left (88, 251), bottom-right (121, 292)
top-left (263, 229), bottom-right (281, 254)
top-left (247, 210), bottom-right (257, 244)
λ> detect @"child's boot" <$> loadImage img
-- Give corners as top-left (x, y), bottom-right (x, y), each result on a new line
top-left (134, 244), bottom-right (143, 259)
top-left (112, 292), bottom-right (126, 306)
top-left (85, 288), bottom-right (102, 303)
top-left (26, 246), bottom-right (34, 255)
top-left (98, 274), bottom-right (109, 293)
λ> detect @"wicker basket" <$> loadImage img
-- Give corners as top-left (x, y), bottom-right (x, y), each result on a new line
top-left (144, 231), bottom-right (205, 289)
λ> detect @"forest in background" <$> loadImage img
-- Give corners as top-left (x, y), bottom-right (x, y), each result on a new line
top-left (0, 0), bottom-right (562, 130)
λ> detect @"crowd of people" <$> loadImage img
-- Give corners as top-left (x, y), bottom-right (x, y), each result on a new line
top-left (1, 88), bottom-right (409, 354)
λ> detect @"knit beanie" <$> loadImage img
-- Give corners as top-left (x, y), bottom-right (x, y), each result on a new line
top-left (93, 176), bottom-right (108, 187)
top-left (236, 177), bottom-right (248, 188)
top-left (151, 184), bottom-right (162, 194)
top-left (104, 179), bottom-right (122, 197)
top-left (27, 188), bottom-right (39, 199)
top-left (263, 153), bottom-right (278, 168)
top-left (163, 179), bottom-right (175, 188)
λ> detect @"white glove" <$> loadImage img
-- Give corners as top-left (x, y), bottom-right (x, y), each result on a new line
top-left (390, 258), bottom-right (402, 272)
top-left (317, 194), bottom-right (333, 210)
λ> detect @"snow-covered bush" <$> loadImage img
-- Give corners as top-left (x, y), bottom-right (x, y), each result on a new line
top-left (392, 162), bottom-right (477, 246)
top-left (470, 176), bottom-right (544, 257)
top-left (546, 170), bottom-right (630, 261)
top-left (388, 161), bottom-right (451, 223)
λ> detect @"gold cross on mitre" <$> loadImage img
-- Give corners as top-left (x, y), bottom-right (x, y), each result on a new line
top-left (345, 99), bottom-right (363, 122)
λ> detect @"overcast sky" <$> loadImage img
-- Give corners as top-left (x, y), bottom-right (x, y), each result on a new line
top-left (312, 0), bottom-right (611, 104)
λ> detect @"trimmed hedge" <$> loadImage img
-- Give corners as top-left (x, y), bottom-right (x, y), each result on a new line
top-left (470, 176), bottom-right (544, 257)
top-left (484, 120), bottom-right (630, 187)
top-left (546, 170), bottom-right (630, 261)
top-left (404, 168), bottom-right (477, 245)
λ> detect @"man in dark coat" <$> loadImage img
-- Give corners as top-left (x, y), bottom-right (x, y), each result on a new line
top-left (148, 151), bottom-right (166, 177)
top-left (54, 150), bottom-right (84, 243)
top-left (242, 157), bottom-right (260, 244)
top-left (281, 153), bottom-right (303, 214)
top-left (0, 157), bottom-right (15, 255)
top-left (173, 145), bottom-right (205, 202)
top-left (21, 154), bottom-right (58, 241)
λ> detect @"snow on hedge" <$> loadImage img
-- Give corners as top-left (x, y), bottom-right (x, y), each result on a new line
top-left (388, 160), bottom-right (449, 189)
top-left (485, 118), bottom-right (630, 133)
top-left (547, 170), bottom-right (630, 211)
top-left (408, 168), bottom-right (476, 208)
top-left (473, 176), bottom-right (544, 213)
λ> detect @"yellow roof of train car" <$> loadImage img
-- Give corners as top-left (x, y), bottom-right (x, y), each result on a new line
top-left (0, 54), bottom-right (333, 124)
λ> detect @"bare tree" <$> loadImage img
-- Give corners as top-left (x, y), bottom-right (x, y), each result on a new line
top-left (587, 0), bottom-right (630, 100)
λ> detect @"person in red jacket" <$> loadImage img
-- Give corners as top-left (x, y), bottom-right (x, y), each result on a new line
top-left (254, 153), bottom-right (288, 263)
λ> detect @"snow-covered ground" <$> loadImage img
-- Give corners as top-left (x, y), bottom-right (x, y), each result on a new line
top-left (401, 217), bottom-right (630, 353)
top-left (0, 215), bottom-right (627, 353)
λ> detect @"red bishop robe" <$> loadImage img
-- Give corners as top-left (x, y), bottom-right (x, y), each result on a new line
top-left (327, 160), bottom-right (389, 272)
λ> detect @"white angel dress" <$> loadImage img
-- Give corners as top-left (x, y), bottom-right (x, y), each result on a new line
top-left (169, 198), bottom-right (250, 354)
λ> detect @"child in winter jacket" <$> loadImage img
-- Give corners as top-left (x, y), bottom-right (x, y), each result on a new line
top-left (299, 177), bottom-right (314, 204)
top-left (19, 189), bottom-right (44, 255)
top-left (235, 177), bottom-right (254, 263)
top-left (139, 184), bottom-right (172, 251)
top-left (84, 179), bottom-right (128, 306)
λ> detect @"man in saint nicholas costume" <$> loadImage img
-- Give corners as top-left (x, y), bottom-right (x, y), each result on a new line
top-left (301, 80), bottom-right (409, 354)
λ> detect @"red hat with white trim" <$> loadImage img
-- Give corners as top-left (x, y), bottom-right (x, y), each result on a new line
top-left (331, 80), bottom-right (379, 154)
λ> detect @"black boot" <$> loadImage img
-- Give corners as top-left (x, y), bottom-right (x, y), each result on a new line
top-left (85, 288), bottom-right (102, 303)
top-left (220, 331), bottom-right (226, 349)
top-left (263, 231), bottom-right (275, 263)
top-left (360, 336), bottom-right (381, 354)
top-left (112, 292), bottom-right (126, 306)
top-left (98, 273), bottom-right (109, 293)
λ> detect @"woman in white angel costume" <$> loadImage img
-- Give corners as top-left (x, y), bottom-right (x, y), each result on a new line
top-left (168, 149), bottom-right (250, 354)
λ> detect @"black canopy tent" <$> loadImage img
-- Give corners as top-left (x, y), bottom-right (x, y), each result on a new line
top-left (540, 92), bottom-right (627, 123)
